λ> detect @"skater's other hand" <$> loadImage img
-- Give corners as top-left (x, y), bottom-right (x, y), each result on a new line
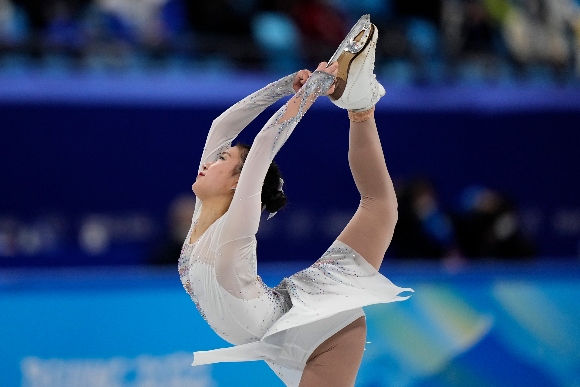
top-left (293, 69), bottom-right (312, 92)
top-left (293, 62), bottom-right (338, 94)
top-left (316, 61), bottom-right (338, 76)
top-left (315, 61), bottom-right (338, 95)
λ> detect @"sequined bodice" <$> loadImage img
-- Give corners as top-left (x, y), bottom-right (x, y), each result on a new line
top-left (177, 216), bottom-right (288, 344)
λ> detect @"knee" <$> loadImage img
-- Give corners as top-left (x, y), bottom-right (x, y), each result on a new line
top-left (360, 196), bottom-right (398, 229)
top-left (360, 195), bottom-right (397, 212)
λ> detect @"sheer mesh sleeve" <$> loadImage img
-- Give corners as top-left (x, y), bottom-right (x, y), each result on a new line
top-left (193, 73), bottom-right (296, 215)
top-left (214, 71), bottom-right (336, 299)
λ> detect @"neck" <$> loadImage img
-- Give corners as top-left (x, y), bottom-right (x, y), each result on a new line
top-left (196, 195), bottom-right (232, 230)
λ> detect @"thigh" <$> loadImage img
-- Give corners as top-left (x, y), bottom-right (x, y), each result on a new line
top-left (299, 316), bottom-right (367, 387)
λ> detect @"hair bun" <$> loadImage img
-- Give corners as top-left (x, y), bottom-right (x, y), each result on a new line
top-left (262, 162), bottom-right (288, 214)
top-left (265, 191), bottom-right (287, 214)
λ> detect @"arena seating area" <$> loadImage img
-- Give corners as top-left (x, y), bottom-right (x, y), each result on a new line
top-left (1, 0), bottom-right (580, 85)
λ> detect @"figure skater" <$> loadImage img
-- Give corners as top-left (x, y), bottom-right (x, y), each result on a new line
top-left (178, 15), bottom-right (412, 387)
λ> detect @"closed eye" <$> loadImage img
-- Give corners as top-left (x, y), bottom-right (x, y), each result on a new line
top-left (219, 151), bottom-right (231, 161)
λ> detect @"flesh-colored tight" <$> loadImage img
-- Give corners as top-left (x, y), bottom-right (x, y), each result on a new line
top-left (299, 316), bottom-right (367, 387)
top-left (299, 111), bottom-right (397, 387)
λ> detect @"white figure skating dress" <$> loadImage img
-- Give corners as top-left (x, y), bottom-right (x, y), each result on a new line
top-left (178, 71), bottom-right (412, 387)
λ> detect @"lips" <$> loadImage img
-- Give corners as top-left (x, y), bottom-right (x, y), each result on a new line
top-left (198, 172), bottom-right (205, 177)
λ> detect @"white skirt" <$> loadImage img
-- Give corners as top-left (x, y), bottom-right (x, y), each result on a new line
top-left (193, 240), bottom-right (413, 387)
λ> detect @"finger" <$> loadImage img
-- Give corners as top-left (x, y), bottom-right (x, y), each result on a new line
top-left (329, 66), bottom-right (338, 77)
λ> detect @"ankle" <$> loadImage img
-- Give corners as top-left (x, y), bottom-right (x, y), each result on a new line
top-left (348, 106), bottom-right (375, 122)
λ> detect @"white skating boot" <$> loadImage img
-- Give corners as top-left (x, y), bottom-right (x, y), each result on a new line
top-left (328, 14), bottom-right (385, 111)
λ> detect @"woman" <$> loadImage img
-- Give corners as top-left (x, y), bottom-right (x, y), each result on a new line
top-left (178, 15), bottom-right (412, 387)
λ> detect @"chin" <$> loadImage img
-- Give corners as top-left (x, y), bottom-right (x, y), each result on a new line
top-left (191, 182), bottom-right (208, 199)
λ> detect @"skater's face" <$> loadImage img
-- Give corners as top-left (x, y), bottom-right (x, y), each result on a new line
top-left (192, 147), bottom-right (242, 200)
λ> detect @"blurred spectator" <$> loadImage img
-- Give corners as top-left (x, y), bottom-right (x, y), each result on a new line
top-left (444, 0), bottom-right (496, 59)
top-left (13, 0), bottom-right (90, 57)
top-left (0, 0), bottom-right (27, 47)
top-left (442, 0), bottom-right (500, 82)
top-left (95, 0), bottom-right (162, 46)
top-left (184, 0), bottom-right (262, 68)
top-left (454, 185), bottom-right (536, 259)
top-left (391, 178), bottom-right (458, 259)
top-left (44, 1), bottom-right (86, 60)
top-left (390, 0), bottom-right (446, 82)
top-left (149, 194), bottom-right (195, 266)
top-left (393, 0), bottom-right (443, 27)
top-left (502, 0), bottom-right (580, 76)
top-left (290, 0), bottom-right (350, 64)
top-left (93, 0), bottom-right (186, 60)
top-left (252, 0), bottom-right (301, 72)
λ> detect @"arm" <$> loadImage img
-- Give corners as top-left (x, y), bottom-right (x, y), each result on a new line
top-left (196, 73), bottom-right (296, 174)
top-left (225, 69), bottom-right (335, 241)
top-left (195, 70), bottom-right (324, 217)
top-left (215, 66), bottom-right (337, 298)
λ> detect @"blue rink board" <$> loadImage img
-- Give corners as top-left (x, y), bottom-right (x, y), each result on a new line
top-left (1, 262), bottom-right (580, 387)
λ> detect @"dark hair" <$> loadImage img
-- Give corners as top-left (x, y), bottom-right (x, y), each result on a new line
top-left (234, 143), bottom-right (287, 214)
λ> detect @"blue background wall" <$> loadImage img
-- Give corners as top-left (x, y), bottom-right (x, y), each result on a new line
top-left (1, 69), bottom-right (580, 387)
top-left (1, 77), bottom-right (580, 265)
